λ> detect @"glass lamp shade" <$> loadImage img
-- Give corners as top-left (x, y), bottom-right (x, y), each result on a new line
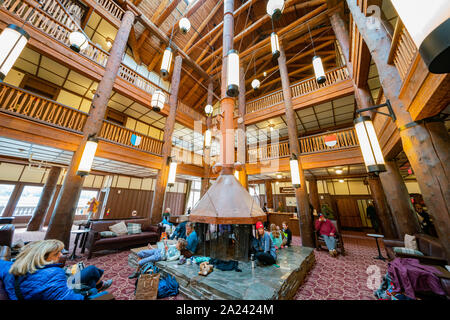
top-left (251, 78), bottom-right (260, 90)
top-left (234, 170), bottom-right (240, 181)
top-left (391, 0), bottom-right (450, 73)
top-left (179, 18), bottom-right (191, 34)
top-left (226, 49), bottom-right (239, 97)
top-left (271, 32), bottom-right (280, 59)
top-left (0, 25), bottom-right (29, 81)
top-left (204, 104), bottom-right (213, 116)
top-left (290, 154), bottom-right (301, 188)
top-left (160, 47), bottom-right (173, 78)
top-left (266, 0), bottom-right (284, 21)
top-left (204, 129), bottom-right (212, 148)
top-left (167, 161), bottom-right (177, 187)
top-left (69, 30), bottom-right (88, 53)
top-left (354, 116), bottom-right (386, 173)
top-left (77, 139), bottom-right (98, 176)
top-left (151, 90), bottom-right (165, 112)
top-left (313, 55), bottom-right (326, 84)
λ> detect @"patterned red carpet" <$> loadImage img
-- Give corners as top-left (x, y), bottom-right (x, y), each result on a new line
top-left (13, 228), bottom-right (387, 300)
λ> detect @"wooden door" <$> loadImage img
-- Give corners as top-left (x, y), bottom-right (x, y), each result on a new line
top-left (336, 198), bottom-right (363, 228)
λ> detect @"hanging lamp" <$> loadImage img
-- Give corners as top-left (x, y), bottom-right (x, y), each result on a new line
top-left (205, 104), bottom-right (213, 116)
top-left (179, 17), bottom-right (191, 34)
top-left (266, 0), bottom-right (284, 21)
top-left (308, 24), bottom-right (326, 84)
top-left (0, 25), bottom-right (30, 81)
top-left (251, 52), bottom-right (260, 90)
top-left (226, 49), bottom-right (239, 97)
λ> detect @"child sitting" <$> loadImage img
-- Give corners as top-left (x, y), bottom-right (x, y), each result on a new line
top-left (281, 221), bottom-right (292, 247)
top-left (128, 239), bottom-right (187, 279)
top-left (269, 223), bottom-right (283, 250)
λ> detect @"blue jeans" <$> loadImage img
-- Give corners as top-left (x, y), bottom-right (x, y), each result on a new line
top-left (322, 235), bottom-right (336, 251)
top-left (137, 249), bottom-right (162, 266)
top-left (69, 265), bottom-right (104, 289)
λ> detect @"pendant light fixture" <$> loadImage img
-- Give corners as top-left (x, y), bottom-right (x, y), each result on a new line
top-left (391, 0), bottom-right (450, 73)
top-left (179, 17), bottom-right (191, 34)
top-left (354, 116), bottom-right (386, 173)
top-left (308, 24), bottom-right (326, 84)
top-left (289, 153), bottom-right (301, 188)
top-left (205, 104), bottom-right (213, 116)
top-left (266, 0), bottom-right (284, 21)
top-left (160, 47), bottom-right (173, 78)
top-left (226, 49), bottom-right (239, 97)
top-left (0, 24), bottom-right (30, 81)
top-left (69, 30), bottom-right (88, 52)
top-left (167, 158), bottom-right (178, 187)
top-left (251, 52), bottom-right (260, 90)
top-left (151, 89), bottom-right (166, 112)
top-left (77, 135), bottom-right (98, 176)
top-left (204, 129), bottom-right (212, 148)
top-left (270, 19), bottom-right (280, 60)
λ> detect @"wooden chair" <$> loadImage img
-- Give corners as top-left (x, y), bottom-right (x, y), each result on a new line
top-left (314, 219), bottom-right (345, 255)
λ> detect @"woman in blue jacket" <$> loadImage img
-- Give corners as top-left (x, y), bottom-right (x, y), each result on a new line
top-left (0, 239), bottom-right (112, 300)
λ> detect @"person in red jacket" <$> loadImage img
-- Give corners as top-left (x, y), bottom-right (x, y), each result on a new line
top-left (314, 213), bottom-right (338, 257)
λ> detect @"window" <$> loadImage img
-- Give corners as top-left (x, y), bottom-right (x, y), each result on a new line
top-left (76, 189), bottom-right (99, 215)
top-left (0, 184), bottom-right (15, 216)
top-left (186, 180), bottom-right (201, 210)
top-left (13, 186), bottom-right (43, 216)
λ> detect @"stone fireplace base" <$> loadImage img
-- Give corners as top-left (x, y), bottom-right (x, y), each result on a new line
top-left (129, 246), bottom-right (315, 300)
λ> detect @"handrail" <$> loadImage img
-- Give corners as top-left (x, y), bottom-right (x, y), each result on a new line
top-left (246, 66), bottom-right (350, 114)
top-left (246, 127), bottom-right (359, 162)
top-left (388, 18), bottom-right (418, 82)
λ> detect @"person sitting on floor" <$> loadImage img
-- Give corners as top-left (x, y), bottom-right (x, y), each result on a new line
top-left (129, 238), bottom-right (186, 279)
top-left (254, 221), bottom-right (277, 266)
top-left (269, 223), bottom-right (283, 250)
top-left (180, 222), bottom-right (198, 259)
top-left (281, 221), bottom-right (292, 247)
top-left (0, 240), bottom-right (112, 300)
top-left (314, 213), bottom-right (338, 257)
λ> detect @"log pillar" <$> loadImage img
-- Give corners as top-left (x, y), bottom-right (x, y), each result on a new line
top-left (367, 174), bottom-right (398, 239)
top-left (379, 160), bottom-right (420, 238)
top-left (347, 0), bottom-right (450, 259)
top-left (237, 65), bottom-right (248, 189)
top-left (265, 180), bottom-right (273, 209)
top-left (200, 81), bottom-right (214, 197)
top-left (27, 166), bottom-right (61, 231)
top-left (277, 44), bottom-right (314, 247)
top-left (150, 55), bottom-right (183, 224)
top-left (308, 179), bottom-right (321, 213)
top-left (45, 10), bottom-right (136, 248)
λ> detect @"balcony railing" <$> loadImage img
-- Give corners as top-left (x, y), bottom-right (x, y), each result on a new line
top-left (94, 0), bottom-right (124, 21)
top-left (1, 0), bottom-right (204, 122)
top-left (0, 82), bottom-right (88, 132)
top-left (246, 66), bottom-right (350, 114)
top-left (247, 127), bottom-right (359, 162)
top-left (12, 205), bottom-right (85, 216)
top-left (388, 18), bottom-right (418, 82)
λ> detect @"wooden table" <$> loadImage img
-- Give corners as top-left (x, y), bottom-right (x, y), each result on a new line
top-left (367, 233), bottom-right (386, 261)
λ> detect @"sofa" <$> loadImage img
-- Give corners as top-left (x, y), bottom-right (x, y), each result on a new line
top-left (0, 224), bottom-right (14, 247)
top-left (85, 219), bottom-right (162, 259)
top-left (383, 233), bottom-right (448, 266)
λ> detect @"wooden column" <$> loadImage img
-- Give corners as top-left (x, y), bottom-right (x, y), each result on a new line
top-left (150, 55), bottom-right (183, 224)
top-left (201, 81), bottom-right (213, 197)
top-left (367, 174), bottom-right (398, 239)
top-left (347, 0), bottom-right (450, 259)
top-left (379, 160), bottom-right (420, 238)
top-left (237, 65), bottom-right (248, 189)
top-left (308, 179), bottom-right (321, 213)
top-left (27, 166), bottom-right (61, 231)
top-left (277, 44), bottom-right (314, 247)
top-left (45, 10), bottom-right (136, 248)
top-left (265, 180), bottom-right (273, 209)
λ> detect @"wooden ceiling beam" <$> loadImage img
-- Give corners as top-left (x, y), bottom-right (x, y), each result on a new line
top-left (147, 52), bottom-right (161, 72)
top-left (154, 0), bottom-right (182, 27)
top-left (183, 0), bottom-right (223, 52)
top-left (128, 26), bottom-right (142, 64)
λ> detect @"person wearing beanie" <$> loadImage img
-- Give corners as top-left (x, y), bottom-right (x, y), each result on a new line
top-left (253, 221), bottom-right (277, 266)
top-left (314, 213), bottom-right (338, 257)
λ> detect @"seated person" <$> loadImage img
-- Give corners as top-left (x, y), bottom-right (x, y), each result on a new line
top-left (269, 223), bottom-right (283, 249)
top-left (314, 213), bottom-right (338, 257)
top-left (281, 221), bottom-right (292, 247)
top-left (129, 238), bottom-right (186, 279)
top-left (253, 221), bottom-right (276, 266)
top-left (0, 240), bottom-right (112, 300)
top-left (169, 220), bottom-right (187, 240)
top-left (180, 222), bottom-right (198, 259)
top-left (162, 208), bottom-right (171, 222)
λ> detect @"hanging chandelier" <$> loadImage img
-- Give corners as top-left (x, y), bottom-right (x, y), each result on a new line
top-left (0, 24), bottom-right (30, 81)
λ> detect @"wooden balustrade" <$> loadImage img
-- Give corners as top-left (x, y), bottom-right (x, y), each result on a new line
top-left (99, 120), bottom-right (164, 155)
top-left (0, 82), bottom-right (88, 132)
top-left (246, 66), bottom-right (350, 113)
top-left (247, 127), bottom-right (359, 162)
top-left (94, 0), bottom-right (124, 21)
top-left (388, 19), bottom-right (418, 82)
